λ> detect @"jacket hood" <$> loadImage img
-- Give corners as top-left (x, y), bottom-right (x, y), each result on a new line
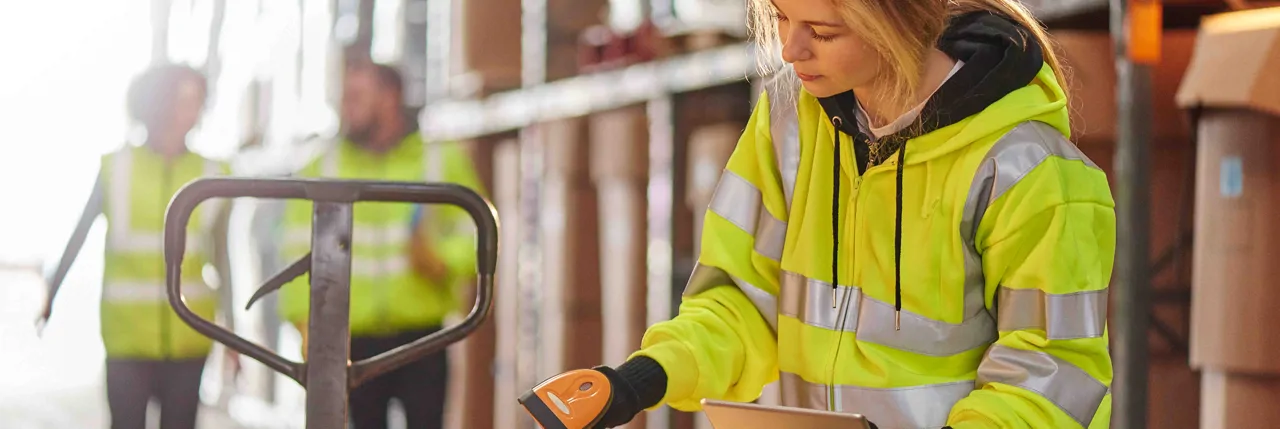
top-left (817, 11), bottom-right (1067, 332)
top-left (817, 10), bottom-right (1062, 167)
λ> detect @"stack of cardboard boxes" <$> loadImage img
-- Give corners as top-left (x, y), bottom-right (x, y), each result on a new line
top-left (1178, 8), bottom-right (1280, 429)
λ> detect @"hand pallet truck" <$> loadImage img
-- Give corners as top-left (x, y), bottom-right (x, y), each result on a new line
top-left (161, 177), bottom-right (499, 429)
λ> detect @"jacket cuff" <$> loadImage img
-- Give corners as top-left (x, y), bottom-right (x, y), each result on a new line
top-left (630, 339), bottom-right (699, 410)
top-left (616, 356), bottom-right (668, 410)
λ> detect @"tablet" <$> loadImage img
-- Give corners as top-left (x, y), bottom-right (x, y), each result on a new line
top-left (701, 399), bottom-right (873, 429)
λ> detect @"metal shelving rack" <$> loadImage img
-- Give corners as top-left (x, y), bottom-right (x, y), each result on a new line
top-left (411, 2), bottom-right (1129, 429)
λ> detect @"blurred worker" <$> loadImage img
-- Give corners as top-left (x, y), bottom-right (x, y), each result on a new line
top-left (38, 64), bottom-right (235, 429)
top-left (533, 1), bottom-right (1114, 428)
top-left (279, 62), bottom-right (484, 429)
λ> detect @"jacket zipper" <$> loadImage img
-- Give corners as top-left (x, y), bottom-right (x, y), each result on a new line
top-left (161, 158), bottom-right (174, 358)
top-left (827, 120), bottom-right (878, 412)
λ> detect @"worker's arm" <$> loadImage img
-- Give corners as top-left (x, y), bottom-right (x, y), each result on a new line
top-left (211, 197), bottom-right (235, 331)
top-left (410, 141), bottom-right (487, 291)
top-left (619, 89), bottom-right (785, 414)
top-left (946, 154), bottom-right (1115, 429)
top-left (39, 173), bottom-right (106, 325)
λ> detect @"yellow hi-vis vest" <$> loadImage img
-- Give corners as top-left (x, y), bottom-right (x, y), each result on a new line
top-left (279, 133), bottom-right (485, 336)
top-left (632, 63), bottom-right (1114, 429)
top-left (100, 145), bottom-right (229, 359)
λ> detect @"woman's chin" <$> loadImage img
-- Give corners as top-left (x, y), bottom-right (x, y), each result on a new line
top-left (800, 81), bottom-right (843, 98)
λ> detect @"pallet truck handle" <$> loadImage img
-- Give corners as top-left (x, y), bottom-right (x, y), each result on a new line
top-left (162, 177), bottom-right (499, 387)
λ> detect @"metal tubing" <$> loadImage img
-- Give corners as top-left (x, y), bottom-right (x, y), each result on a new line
top-left (305, 202), bottom-right (355, 429)
top-left (164, 177), bottom-right (500, 429)
top-left (1109, 1), bottom-right (1153, 427)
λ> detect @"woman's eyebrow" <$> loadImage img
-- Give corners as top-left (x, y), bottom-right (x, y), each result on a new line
top-left (767, 1), bottom-right (844, 27)
top-left (803, 20), bottom-right (845, 27)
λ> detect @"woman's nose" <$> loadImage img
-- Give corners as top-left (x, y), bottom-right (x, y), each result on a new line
top-left (780, 30), bottom-right (810, 63)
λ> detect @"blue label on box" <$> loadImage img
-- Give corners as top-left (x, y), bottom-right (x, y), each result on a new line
top-left (1221, 156), bottom-right (1243, 198)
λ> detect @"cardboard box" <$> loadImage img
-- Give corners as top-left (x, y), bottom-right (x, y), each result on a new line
top-left (455, 0), bottom-right (522, 96)
top-left (590, 107), bottom-right (651, 181)
top-left (590, 108), bottom-right (651, 429)
top-left (1200, 369), bottom-right (1280, 429)
top-left (545, 0), bottom-right (609, 81)
top-left (1179, 8), bottom-right (1280, 428)
top-left (685, 123), bottom-right (741, 256)
top-left (1175, 7), bottom-right (1280, 118)
top-left (1181, 7), bottom-right (1280, 374)
top-left (491, 140), bottom-right (526, 429)
top-left (540, 119), bottom-right (604, 379)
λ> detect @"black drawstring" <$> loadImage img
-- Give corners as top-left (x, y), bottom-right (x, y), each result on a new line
top-left (893, 141), bottom-right (906, 331)
top-left (831, 117), bottom-right (842, 308)
top-left (831, 115), bottom-right (907, 330)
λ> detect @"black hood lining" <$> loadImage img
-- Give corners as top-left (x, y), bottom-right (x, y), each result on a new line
top-left (819, 10), bottom-right (1048, 336)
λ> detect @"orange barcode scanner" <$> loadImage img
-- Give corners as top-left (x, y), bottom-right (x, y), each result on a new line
top-left (519, 369), bottom-right (613, 429)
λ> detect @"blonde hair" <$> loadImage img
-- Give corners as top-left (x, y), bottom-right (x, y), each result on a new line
top-left (749, 0), bottom-right (1069, 113)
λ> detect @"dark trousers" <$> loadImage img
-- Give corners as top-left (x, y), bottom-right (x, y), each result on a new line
top-left (349, 326), bottom-right (450, 429)
top-left (105, 358), bottom-right (207, 429)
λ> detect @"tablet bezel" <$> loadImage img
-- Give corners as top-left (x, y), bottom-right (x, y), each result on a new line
top-left (700, 399), bottom-right (873, 429)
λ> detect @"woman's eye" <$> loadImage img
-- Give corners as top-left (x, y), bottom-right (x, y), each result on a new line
top-left (812, 32), bottom-right (836, 42)
top-left (774, 13), bottom-right (788, 22)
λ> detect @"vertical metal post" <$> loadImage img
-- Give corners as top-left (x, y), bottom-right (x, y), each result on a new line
top-left (1110, 1), bottom-right (1153, 428)
top-left (645, 95), bottom-right (675, 429)
top-left (305, 202), bottom-right (355, 429)
top-left (519, 0), bottom-right (548, 426)
top-left (151, 0), bottom-right (172, 64)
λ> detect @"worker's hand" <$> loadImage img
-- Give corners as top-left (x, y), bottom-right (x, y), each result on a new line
top-left (590, 365), bottom-right (644, 429)
top-left (33, 303), bottom-right (52, 338)
top-left (409, 231), bottom-right (450, 285)
top-left (295, 322), bottom-right (308, 360)
top-left (224, 348), bottom-right (242, 380)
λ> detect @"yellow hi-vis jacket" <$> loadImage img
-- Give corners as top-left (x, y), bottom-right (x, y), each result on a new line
top-left (632, 62), bottom-right (1114, 428)
top-left (100, 145), bottom-right (229, 359)
top-left (279, 133), bottom-right (485, 336)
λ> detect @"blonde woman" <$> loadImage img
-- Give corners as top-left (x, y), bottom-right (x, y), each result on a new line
top-left (532, 0), bottom-right (1114, 428)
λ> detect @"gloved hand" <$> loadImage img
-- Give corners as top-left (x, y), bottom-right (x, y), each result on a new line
top-left (590, 365), bottom-right (643, 429)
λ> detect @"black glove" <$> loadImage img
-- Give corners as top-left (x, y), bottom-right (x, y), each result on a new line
top-left (591, 356), bottom-right (668, 429)
top-left (591, 365), bottom-right (642, 428)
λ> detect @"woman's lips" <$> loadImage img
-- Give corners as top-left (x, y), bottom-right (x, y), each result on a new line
top-left (796, 71), bottom-right (821, 81)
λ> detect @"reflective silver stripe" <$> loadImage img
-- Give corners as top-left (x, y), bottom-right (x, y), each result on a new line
top-left (764, 69), bottom-right (801, 207)
top-left (351, 254), bottom-right (409, 278)
top-left (707, 169), bottom-right (787, 262)
top-left (683, 263), bottom-right (778, 331)
top-left (779, 371), bottom-right (972, 428)
top-left (780, 272), bottom-right (996, 356)
top-left (753, 211), bottom-right (787, 262)
top-left (985, 121), bottom-right (1099, 206)
top-left (421, 140), bottom-right (444, 228)
top-left (286, 223), bottom-right (411, 247)
top-left (425, 141), bottom-right (443, 182)
top-left (321, 149), bottom-right (339, 176)
top-left (708, 170), bottom-right (761, 234)
top-left (960, 121), bottom-right (1103, 327)
top-left (997, 288), bottom-right (1108, 340)
top-left (978, 344), bottom-right (1108, 427)
top-left (199, 160), bottom-right (223, 236)
top-left (108, 148), bottom-right (137, 251)
top-left (106, 148), bottom-right (205, 254)
top-left (103, 281), bottom-right (214, 302)
top-left (353, 224), bottom-right (412, 244)
top-left (285, 227), bottom-right (312, 247)
top-left (779, 271), bottom-right (858, 331)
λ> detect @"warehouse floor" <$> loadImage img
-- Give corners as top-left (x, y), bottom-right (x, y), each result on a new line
top-left (0, 267), bottom-right (248, 429)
